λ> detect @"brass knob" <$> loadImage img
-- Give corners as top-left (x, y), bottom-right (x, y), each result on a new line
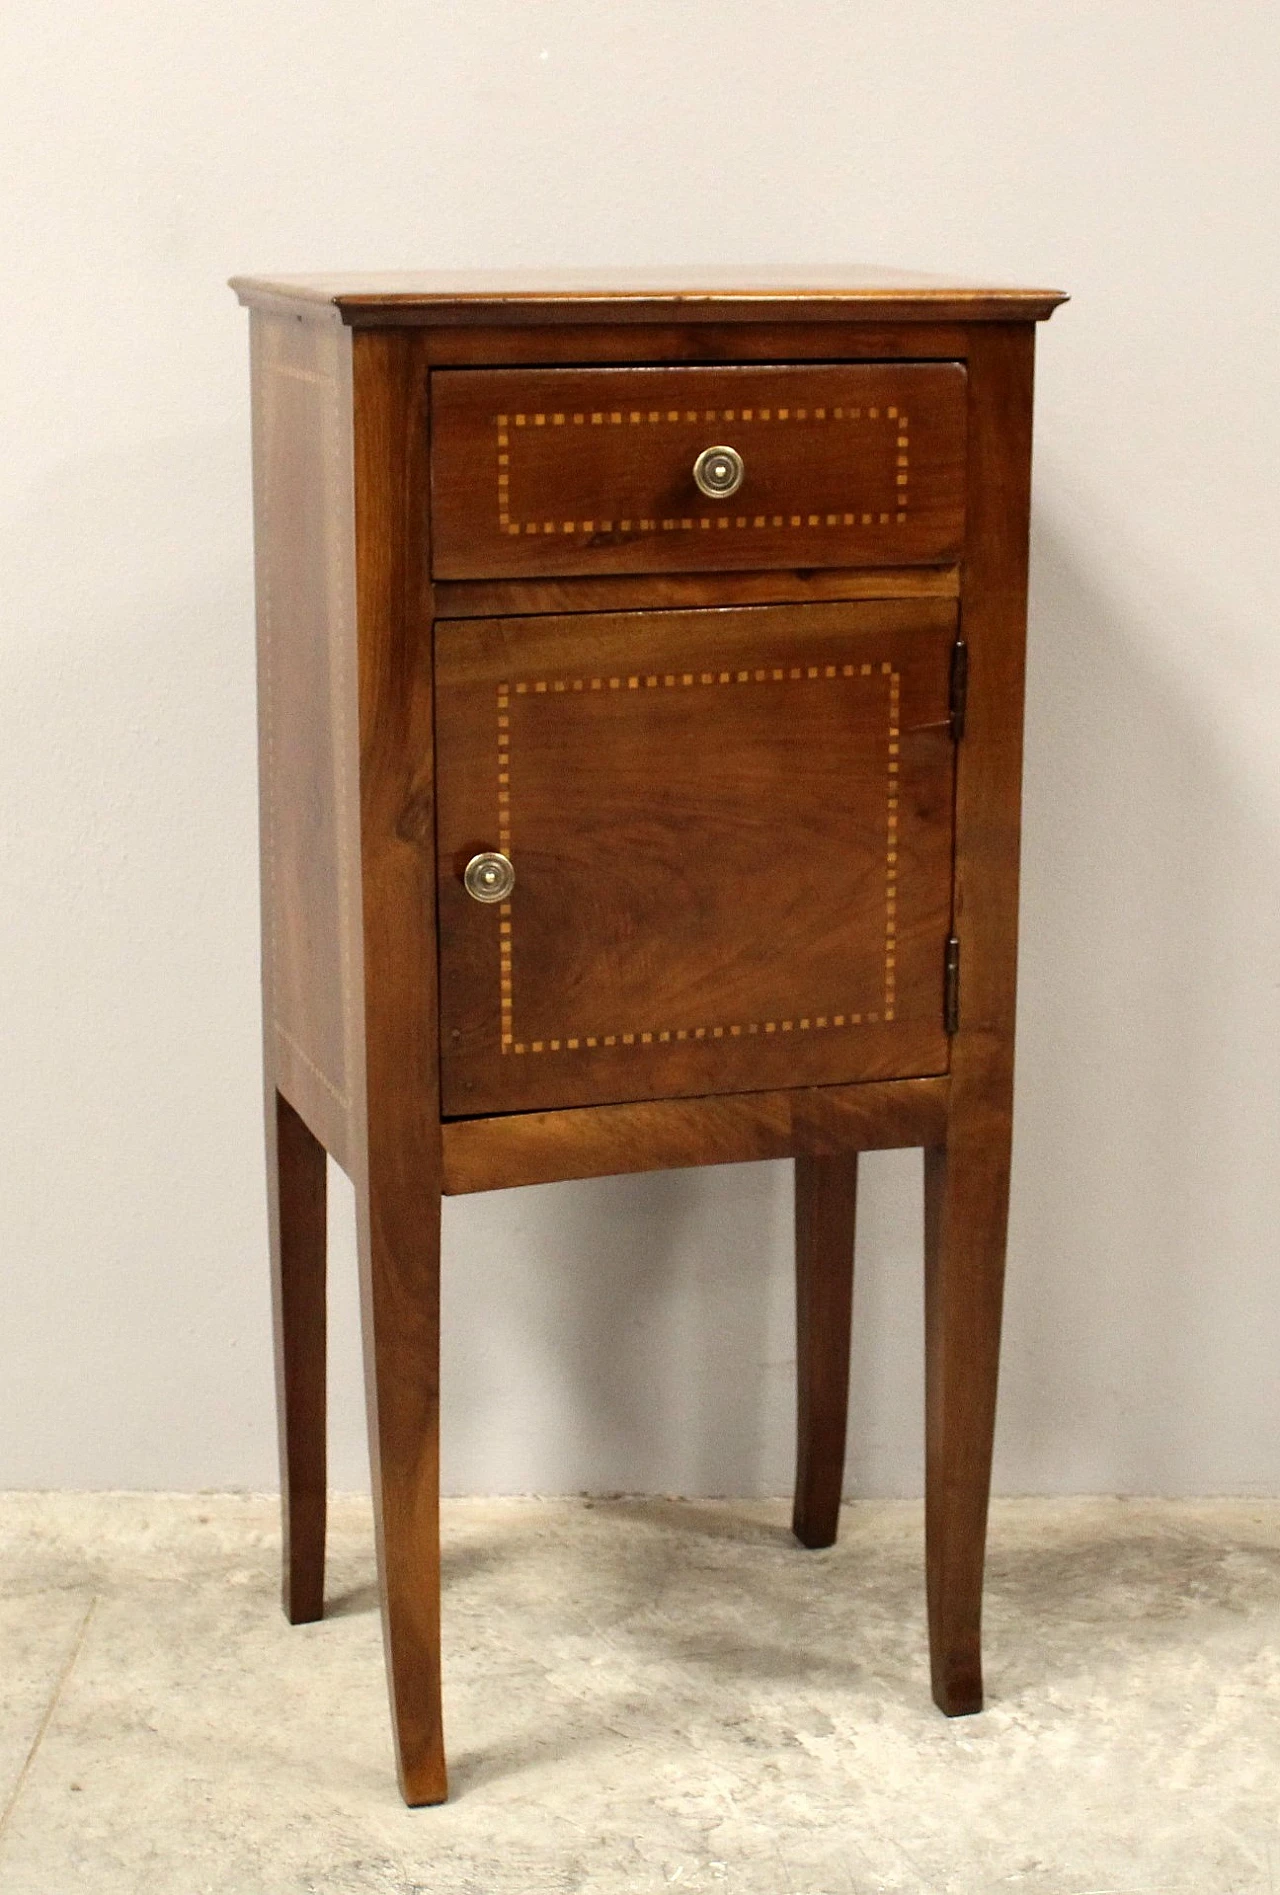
top-left (693, 444), bottom-right (744, 499)
top-left (463, 851), bottom-right (515, 903)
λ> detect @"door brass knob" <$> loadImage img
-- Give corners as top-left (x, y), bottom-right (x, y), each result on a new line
top-left (463, 852), bottom-right (515, 903)
top-left (692, 444), bottom-right (744, 498)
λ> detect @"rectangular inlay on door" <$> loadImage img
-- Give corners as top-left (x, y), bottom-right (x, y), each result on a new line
top-left (437, 598), bottom-right (956, 1116)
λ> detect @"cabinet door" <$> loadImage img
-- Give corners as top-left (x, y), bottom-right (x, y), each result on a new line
top-left (436, 599), bottom-right (955, 1117)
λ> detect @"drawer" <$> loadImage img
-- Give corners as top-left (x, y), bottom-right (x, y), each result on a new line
top-left (436, 597), bottom-right (956, 1117)
top-left (430, 363), bottom-right (966, 581)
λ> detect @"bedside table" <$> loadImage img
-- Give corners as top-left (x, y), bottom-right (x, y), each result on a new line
top-left (231, 267), bottom-right (1066, 1806)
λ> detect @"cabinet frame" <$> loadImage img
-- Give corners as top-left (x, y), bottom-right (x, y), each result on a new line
top-left (236, 274), bottom-right (1059, 1806)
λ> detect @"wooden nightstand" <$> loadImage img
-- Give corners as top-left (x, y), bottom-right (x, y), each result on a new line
top-left (231, 267), bottom-right (1066, 1805)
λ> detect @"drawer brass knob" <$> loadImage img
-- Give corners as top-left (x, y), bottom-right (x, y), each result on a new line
top-left (692, 444), bottom-right (744, 499)
top-left (463, 851), bottom-right (515, 903)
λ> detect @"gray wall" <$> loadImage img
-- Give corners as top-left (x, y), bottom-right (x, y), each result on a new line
top-left (3, 2), bottom-right (1278, 1493)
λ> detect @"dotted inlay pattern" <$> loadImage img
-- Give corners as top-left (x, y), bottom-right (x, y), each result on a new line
top-left (495, 663), bottom-right (901, 1056)
top-left (496, 687), bottom-right (513, 1049)
top-left (496, 407), bottom-right (910, 540)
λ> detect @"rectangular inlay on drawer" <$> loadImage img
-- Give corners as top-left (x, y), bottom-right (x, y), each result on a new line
top-left (430, 364), bottom-right (967, 580)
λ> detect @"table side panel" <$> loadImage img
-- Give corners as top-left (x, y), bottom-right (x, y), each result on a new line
top-left (250, 307), bottom-right (362, 1166)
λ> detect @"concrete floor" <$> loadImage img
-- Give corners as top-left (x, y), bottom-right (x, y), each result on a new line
top-left (1, 1497), bottom-right (1279, 1894)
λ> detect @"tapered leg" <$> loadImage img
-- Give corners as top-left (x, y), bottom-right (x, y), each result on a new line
top-left (792, 1151), bottom-right (859, 1549)
top-left (266, 1087), bottom-right (328, 1625)
top-left (348, 326), bottom-right (449, 1803)
top-left (923, 1122), bottom-right (1012, 1715)
top-left (356, 1150), bottom-right (447, 1806)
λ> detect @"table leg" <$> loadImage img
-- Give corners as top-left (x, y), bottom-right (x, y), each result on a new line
top-left (266, 1086), bottom-right (328, 1625)
top-left (923, 1123), bottom-right (1012, 1715)
top-left (792, 1151), bottom-right (859, 1550)
top-left (356, 1142), bottom-right (447, 1806)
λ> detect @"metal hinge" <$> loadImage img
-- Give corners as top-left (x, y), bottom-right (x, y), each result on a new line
top-left (949, 638), bottom-right (969, 742)
top-left (944, 935), bottom-right (961, 1035)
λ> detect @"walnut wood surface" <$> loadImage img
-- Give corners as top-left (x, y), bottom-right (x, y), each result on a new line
top-left (249, 307), bottom-right (361, 1171)
top-left (431, 364), bottom-right (966, 580)
top-left (440, 1076), bottom-right (950, 1194)
top-left (231, 266), bottom-right (1067, 327)
top-left (418, 321), bottom-right (977, 368)
top-left (792, 1153), bottom-right (859, 1549)
top-left (266, 1089), bottom-right (328, 1625)
top-left (239, 279), bottom-right (1061, 1805)
top-left (436, 599), bottom-right (956, 1116)
top-left (923, 324), bottom-right (1036, 1718)
top-left (434, 564), bottom-right (960, 620)
top-left (349, 330), bottom-right (447, 1805)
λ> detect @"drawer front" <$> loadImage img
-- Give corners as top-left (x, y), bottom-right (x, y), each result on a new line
top-left (430, 364), bottom-right (966, 580)
top-left (436, 599), bottom-right (956, 1117)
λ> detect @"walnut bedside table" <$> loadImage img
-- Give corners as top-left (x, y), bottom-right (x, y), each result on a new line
top-left (231, 267), bottom-right (1066, 1805)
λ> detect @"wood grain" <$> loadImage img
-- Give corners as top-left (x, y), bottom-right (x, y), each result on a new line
top-left (238, 276), bottom-right (1063, 1805)
top-left (440, 1077), bottom-right (950, 1194)
top-left (414, 321), bottom-right (977, 368)
top-left (792, 1153), bottom-right (859, 1550)
top-left (433, 564), bottom-right (960, 621)
top-left (431, 363), bottom-right (966, 580)
top-left (249, 306), bottom-right (361, 1172)
top-left (230, 266), bottom-right (1068, 327)
top-left (350, 329), bottom-right (448, 1806)
top-left (437, 599), bottom-right (956, 1116)
top-left (266, 1087), bottom-right (328, 1625)
top-left (923, 323), bottom-right (1037, 1718)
